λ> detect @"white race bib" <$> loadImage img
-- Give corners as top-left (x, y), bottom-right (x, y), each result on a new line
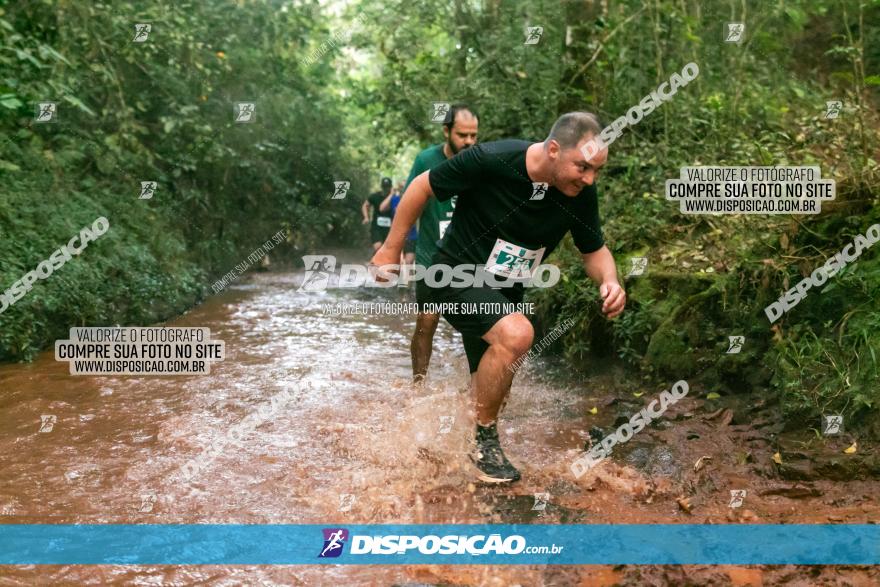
top-left (439, 220), bottom-right (451, 239)
top-left (376, 216), bottom-right (392, 228)
top-left (485, 238), bottom-right (545, 279)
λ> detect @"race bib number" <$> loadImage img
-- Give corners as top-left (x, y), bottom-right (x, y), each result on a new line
top-left (376, 216), bottom-right (392, 228)
top-left (439, 220), bottom-right (451, 239)
top-left (485, 238), bottom-right (545, 279)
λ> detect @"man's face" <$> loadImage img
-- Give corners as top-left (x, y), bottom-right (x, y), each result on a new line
top-left (548, 135), bottom-right (608, 197)
top-left (443, 112), bottom-right (479, 155)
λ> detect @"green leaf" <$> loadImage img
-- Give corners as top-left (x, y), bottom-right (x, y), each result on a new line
top-left (0, 94), bottom-right (23, 109)
top-left (0, 159), bottom-right (21, 172)
top-left (38, 44), bottom-right (71, 65)
top-left (14, 48), bottom-right (42, 68)
top-left (865, 75), bottom-right (880, 86)
top-left (63, 95), bottom-right (96, 116)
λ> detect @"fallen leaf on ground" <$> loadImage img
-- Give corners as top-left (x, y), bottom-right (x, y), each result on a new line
top-left (693, 455), bottom-right (712, 472)
top-left (676, 496), bottom-right (692, 513)
top-left (719, 409), bottom-right (734, 426)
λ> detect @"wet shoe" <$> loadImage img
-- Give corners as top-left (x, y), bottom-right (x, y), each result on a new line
top-left (470, 423), bottom-right (521, 483)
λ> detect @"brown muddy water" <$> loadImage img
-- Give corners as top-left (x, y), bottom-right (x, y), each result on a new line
top-left (0, 254), bottom-right (877, 586)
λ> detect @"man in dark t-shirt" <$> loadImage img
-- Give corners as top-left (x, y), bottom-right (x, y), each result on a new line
top-left (371, 112), bottom-right (626, 483)
top-left (362, 177), bottom-right (394, 251)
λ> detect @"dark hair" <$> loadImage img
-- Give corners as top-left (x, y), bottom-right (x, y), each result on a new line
top-left (545, 112), bottom-right (602, 150)
top-left (381, 177), bottom-right (392, 188)
top-left (443, 103), bottom-right (479, 130)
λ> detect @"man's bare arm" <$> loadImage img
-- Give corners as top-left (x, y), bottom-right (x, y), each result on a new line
top-left (371, 171), bottom-right (433, 266)
top-left (379, 192), bottom-right (394, 212)
top-left (582, 246), bottom-right (626, 318)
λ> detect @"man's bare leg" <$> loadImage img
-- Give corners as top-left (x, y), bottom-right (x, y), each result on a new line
top-left (473, 313), bottom-right (534, 424)
top-left (467, 312), bottom-right (533, 483)
top-left (411, 312), bottom-right (440, 384)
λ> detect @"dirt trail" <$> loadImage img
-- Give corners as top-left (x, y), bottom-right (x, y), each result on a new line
top-left (0, 258), bottom-right (876, 585)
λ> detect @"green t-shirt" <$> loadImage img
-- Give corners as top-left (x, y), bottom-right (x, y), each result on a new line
top-left (406, 144), bottom-right (456, 267)
top-left (427, 139), bottom-right (604, 280)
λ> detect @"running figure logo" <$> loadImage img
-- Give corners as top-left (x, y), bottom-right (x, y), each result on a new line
top-left (726, 335), bottom-right (745, 354)
top-left (139, 181), bottom-right (157, 200)
top-left (332, 181), bottom-right (350, 200)
top-left (822, 415), bottom-right (843, 435)
top-left (532, 492), bottom-right (550, 511)
top-left (431, 101), bottom-right (450, 123)
top-left (298, 255), bottom-right (336, 292)
top-left (35, 102), bottom-right (56, 123)
top-left (824, 100), bottom-right (842, 120)
top-left (626, 257), bottom-right (648, 277)
top-left (438, 415), bottom-right (454, 434)
top-left (530, 182), bottom-right (548, 200)
top-left (138, 493), bottom-right (157, 513)
top-left (318, 528), bottom-right (349, 558)
top-left (728, 489), bottom-right (746, 508)
top-left (133, 23), bottom-right (151, 42)
top-left (337, 494), bottom-right (355, 512)
top-left (234, 102), bottom-right (256, 123)
top-left (725, 23), bottom-right (744, 43)
top-left (39, 414), bottom-right (56, 433)
top-left (524, 26), bottom-right (544, 45)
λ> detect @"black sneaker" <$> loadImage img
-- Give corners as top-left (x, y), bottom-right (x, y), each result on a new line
top-left (470, 423), bottom-right (521, 483)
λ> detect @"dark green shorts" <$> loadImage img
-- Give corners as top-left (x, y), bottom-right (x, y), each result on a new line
top-left (415, 279), bottom-right (434, 314)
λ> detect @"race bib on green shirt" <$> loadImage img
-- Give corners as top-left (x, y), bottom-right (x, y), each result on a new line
top-left (485, 238), bottom-right (545, 278)
top-left (377, 217), bottom-right (392, 228)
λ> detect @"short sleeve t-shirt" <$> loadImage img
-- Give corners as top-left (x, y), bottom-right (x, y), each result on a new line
top-left (428, 139), bottom-right (604, 278)
top-left (368, 191), bottom-right (393, 230)
top-left (406, 144), bottom-right (455, 267)
top-left (390, 194), bottom-right (418, 241)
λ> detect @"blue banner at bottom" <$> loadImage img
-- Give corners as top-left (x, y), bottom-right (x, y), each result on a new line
top-left (0, 524), bottom-right (877, 565)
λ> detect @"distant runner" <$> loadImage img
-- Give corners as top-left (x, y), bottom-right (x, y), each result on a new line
top-left (362, 177), bottom-right (394, 252)
top-left (371, 112), bottom-right (626, 483)
top-left (403, 104), bottom-right (479, 384)
top-left (383, 181), bottom-right (418, 269)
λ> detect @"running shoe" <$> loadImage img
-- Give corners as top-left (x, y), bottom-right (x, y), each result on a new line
top-left (470, 423), bottom-right (521, 483)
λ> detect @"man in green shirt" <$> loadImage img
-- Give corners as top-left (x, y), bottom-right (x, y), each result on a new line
top-left (406, 104), bottom-right (479, 385)
top-left (371, 112), bottom-right (626, 483)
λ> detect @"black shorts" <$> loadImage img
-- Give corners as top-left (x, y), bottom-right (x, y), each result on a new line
top-left (430, 282), bottom-right (526, 373)
top-left (370, 225), bottom-right (390, 244)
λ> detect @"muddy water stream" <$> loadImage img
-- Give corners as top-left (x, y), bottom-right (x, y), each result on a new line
top-left (0, 254), bottom-right (877, 586)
